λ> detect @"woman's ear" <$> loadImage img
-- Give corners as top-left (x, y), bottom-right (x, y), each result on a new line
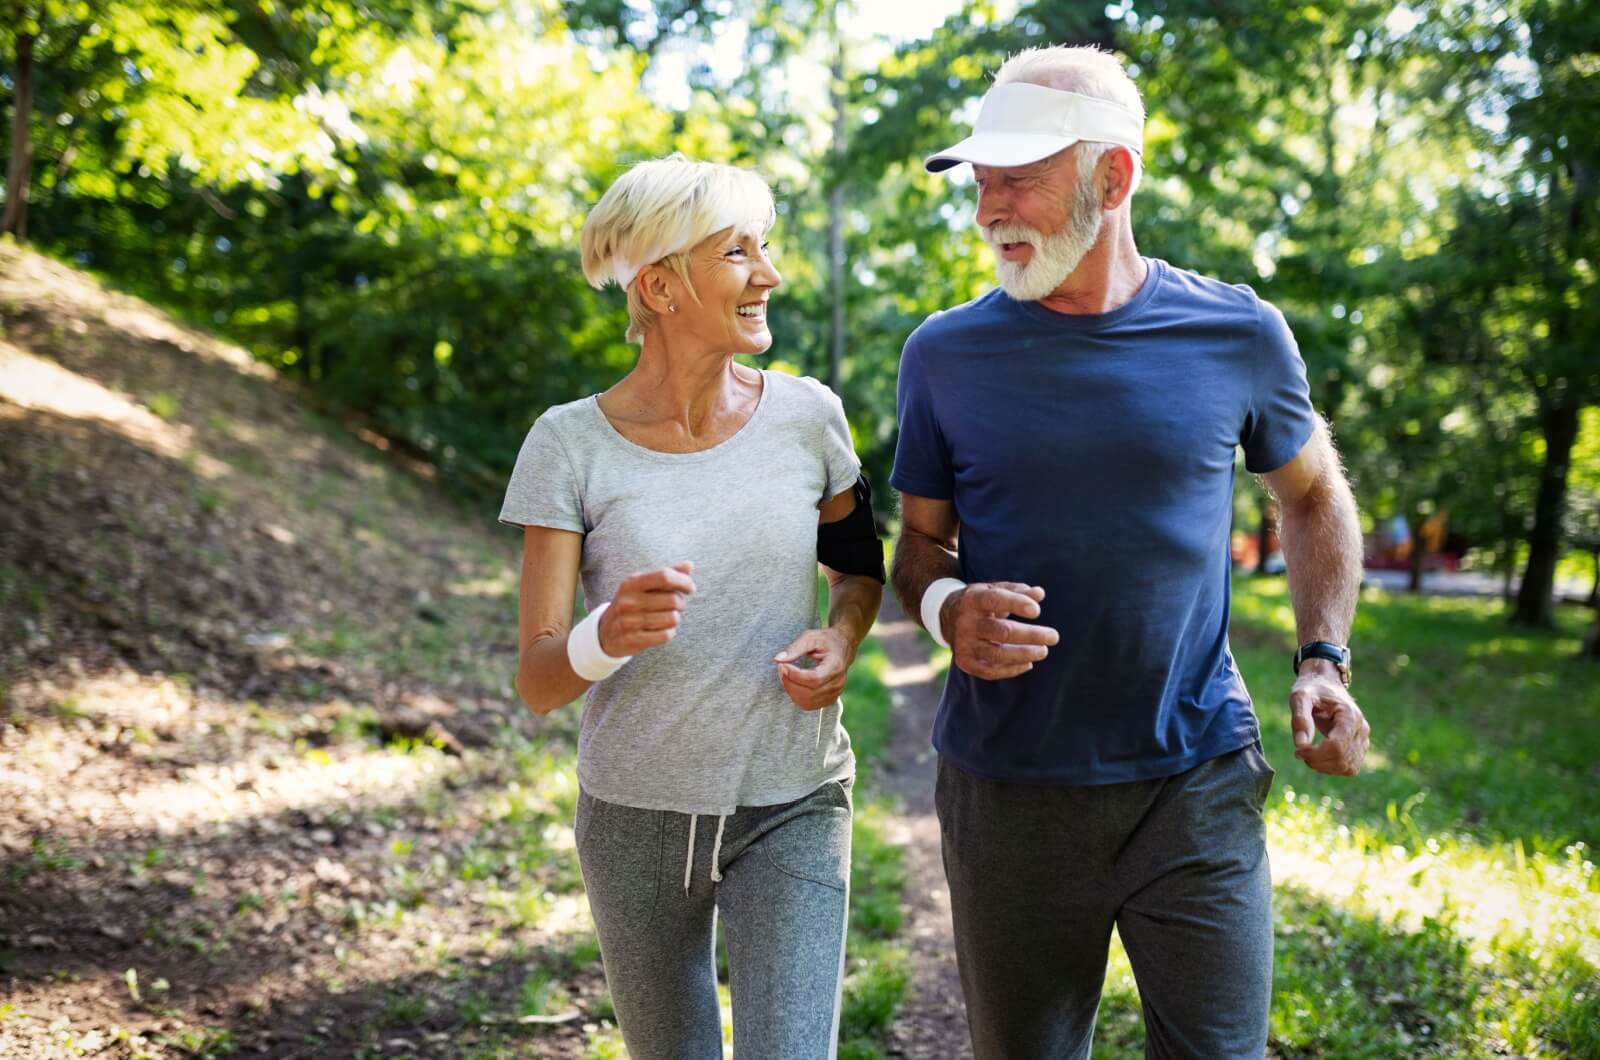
top-left (637, 265), bottom-right (677, 316)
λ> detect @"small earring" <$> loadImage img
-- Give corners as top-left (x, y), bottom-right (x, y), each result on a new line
top-left (668, 304), bottom-right (678, 314)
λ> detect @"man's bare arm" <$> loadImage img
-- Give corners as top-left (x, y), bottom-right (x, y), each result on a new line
top-left (1261, 420), bottom-right (1369, 775)
top-left (890, 493), bottom-right (962, 621)
top-left (1263, 420), bottom-right (1363, 650)
top-left (891, 493), bottom-right (1057, 680)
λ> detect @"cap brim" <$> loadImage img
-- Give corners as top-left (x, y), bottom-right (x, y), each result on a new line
top-left (924, 132), bottom-right (1080, 173)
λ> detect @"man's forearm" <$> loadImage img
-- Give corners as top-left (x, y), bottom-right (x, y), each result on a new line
top-left (890, 530), bottom-right (960, 631)
top-left (1276, 471), bottom-right (1363, 645)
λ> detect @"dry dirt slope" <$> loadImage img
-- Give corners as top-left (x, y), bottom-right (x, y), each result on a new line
top-left (0, 241), bottom-right (612, 1057)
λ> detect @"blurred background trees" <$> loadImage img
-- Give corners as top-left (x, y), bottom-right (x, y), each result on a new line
top-left (3, 0), bottom-right (1596, 633)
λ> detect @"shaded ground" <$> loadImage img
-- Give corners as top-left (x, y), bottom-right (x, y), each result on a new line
top-left (869, 604), bottom-right (971, 1060)
top-left (0, 243), bottom-right (607, 1058)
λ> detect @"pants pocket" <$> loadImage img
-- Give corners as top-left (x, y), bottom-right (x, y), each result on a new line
top-left (575, 793), bottom-right (664, 930)
top-left (760, 783), bottom-right (852, 892)
top-left (1242, 739), bottom-right (1277, 810)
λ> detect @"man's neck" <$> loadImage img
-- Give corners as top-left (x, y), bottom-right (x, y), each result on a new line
top-left (1035, 223), bottom-right (1147, 316)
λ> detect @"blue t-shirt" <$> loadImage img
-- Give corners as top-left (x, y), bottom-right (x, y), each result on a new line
top-left (892, 258), bottom-right (1316, 785)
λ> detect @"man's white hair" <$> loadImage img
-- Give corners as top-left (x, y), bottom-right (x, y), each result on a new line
top-left (994, 45), bottom-right (1145, 194)
top-left (581, 154), bottom-right (776, 344)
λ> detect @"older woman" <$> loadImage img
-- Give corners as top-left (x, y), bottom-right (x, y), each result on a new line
top-left (499, 155), bottom-right (883, 1059)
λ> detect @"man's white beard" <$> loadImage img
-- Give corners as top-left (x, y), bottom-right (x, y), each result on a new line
top-left (983, 168), bottom-right (1105, 302)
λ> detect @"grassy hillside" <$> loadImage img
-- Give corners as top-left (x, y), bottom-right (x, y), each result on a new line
top-left (0, 240), bottom-right (611, 1058)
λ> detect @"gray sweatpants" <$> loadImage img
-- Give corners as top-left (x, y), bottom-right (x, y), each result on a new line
top-left (575, 778), bottom-right (853, 1060)
top-left (936, 742), bottom-right (1276, 1060)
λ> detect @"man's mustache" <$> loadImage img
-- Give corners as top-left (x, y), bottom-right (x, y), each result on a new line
top-left (981, 224), bottom-right (1047, 248)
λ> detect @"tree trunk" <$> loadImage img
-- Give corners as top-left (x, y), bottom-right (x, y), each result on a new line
top-left (1582, 609), bottom-right (1600, 660)
top-left (1500, 507), bottom-right (1521, 602)
top-left (285, 175), bottom-right (315, 378)
top-left (1588, 547), bottom-right (1598, 608)
top-left (1254, 497), bottom-right (1274, 575)
top-left (3, 31), bottom-right (36, 241)
top-left (1513, 400), bottom-right (1581, 626)
top-left (826, 11), bottom-right (845, 393)
top-left (1407, 512), bottom-right (1427, 593)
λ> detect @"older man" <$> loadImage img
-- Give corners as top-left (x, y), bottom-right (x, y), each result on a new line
top-left (890, 45), bottom-right (1370, 1059)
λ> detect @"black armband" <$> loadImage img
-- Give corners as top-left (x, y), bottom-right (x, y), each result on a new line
top-left (818, 475), bottom-right (886, 583)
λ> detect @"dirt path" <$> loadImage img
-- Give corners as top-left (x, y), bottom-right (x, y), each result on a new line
top-left (870, 600), bottom-right (973, 1060)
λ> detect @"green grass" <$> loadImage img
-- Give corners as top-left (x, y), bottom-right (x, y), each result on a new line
top-left (144, 391), bottom-right (180, 420)
top-left (842, 634), bottom-right (893, 782)
top-left (733, 576), bottom-right (909, 1056)
top-left (1086, 577), bottom-right (1600, 1058)
top-left (836, 612), bottom-right (911, 1059)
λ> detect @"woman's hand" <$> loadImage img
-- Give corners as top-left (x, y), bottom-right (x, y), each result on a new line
top-left (774, 627), bottom-right (856, 711)
top-left (598, 562), bottom-right (695, 657)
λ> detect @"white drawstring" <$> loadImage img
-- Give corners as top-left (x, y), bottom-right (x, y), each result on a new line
top-left (684, 814), bottom-right (698, 894)
top-left (684, 812), bottom-right (729, 892)
top-left (709, 815), bottom-right (726, 883)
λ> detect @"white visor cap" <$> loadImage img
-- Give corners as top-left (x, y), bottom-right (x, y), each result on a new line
top-left (925, 82), bottom-right (1144, 173)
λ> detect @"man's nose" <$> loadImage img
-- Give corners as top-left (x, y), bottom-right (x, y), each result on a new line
top-left (976, 183), bottom-right (1008, 229)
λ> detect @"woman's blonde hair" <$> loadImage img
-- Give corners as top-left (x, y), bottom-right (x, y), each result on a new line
top-left (581, 154), bottom-right (777, 343)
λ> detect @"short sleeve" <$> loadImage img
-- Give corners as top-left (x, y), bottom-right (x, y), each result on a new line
top-left (498, 415), bottom-right (586, 532)
top-left (817, 381), bottom-right (862, 501)
top-left (1241, 300), bottom-right (1317, 474)
top-left (890, 332), bottom-right (953, 499)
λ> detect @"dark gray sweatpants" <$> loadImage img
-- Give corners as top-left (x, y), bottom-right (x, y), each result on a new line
top-left (936, 743), bottom-right (1276, 1060)
top-left (575, 778), bottom-right (853, 1060)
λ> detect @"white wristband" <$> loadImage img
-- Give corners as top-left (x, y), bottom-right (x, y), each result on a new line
top-left (920, 578), bottom-right (966, 649)
top-left (567, 602), bottom-right (633, 682)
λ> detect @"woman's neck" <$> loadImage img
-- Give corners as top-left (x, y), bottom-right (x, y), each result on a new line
top-left (602, 338), bottom-right (762, 448)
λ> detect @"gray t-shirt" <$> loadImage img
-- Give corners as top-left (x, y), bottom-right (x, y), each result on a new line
top-left (499, 370), bottom-right (860, 815)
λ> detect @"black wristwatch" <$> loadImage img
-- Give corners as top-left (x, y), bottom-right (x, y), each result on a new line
top-left (1293, 641), bottom-right (1352, 687)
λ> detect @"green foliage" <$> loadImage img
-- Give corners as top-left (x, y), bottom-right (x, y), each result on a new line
top-left (5, 0), bottom-right (1595, 598)
top-left (516, 967), bottom-right (555, 1017)
top-left (839, 938), bottom-right (909, 1041)
top-left (380, 989), bottom-right (428, 1024)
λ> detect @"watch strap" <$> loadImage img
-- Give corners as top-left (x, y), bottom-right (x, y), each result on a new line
top-left (1293, 641), bottom-right (1351, 685)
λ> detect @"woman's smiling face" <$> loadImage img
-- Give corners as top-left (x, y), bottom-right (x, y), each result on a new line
top-left (672, 224), bottom-right (782, 356)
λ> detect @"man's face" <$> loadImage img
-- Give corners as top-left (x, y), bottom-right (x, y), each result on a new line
top-left (973, 146), bottom-right (1105, 301)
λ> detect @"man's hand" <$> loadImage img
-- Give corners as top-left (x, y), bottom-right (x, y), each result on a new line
top-left (1290, 660), bottom-right (1369, 775)
top-left (941, 582), bottom-right (1060, 681)
top-left (598, 562), bottom-right (695, 657)
top-left (774, 627), bottom-right (855, 710)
